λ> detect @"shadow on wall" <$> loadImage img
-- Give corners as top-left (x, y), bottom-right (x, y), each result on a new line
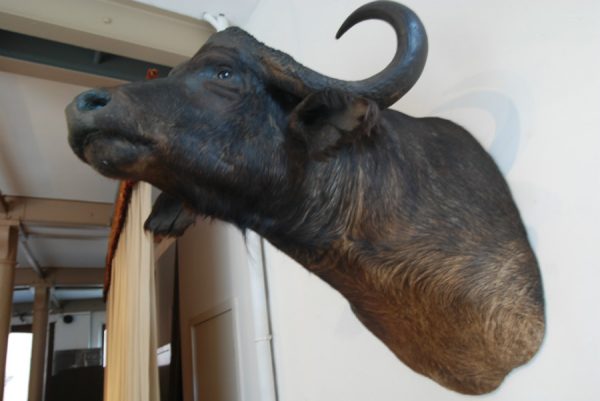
top-left (433, 89), bottom-right (521, 175)
top-left (431, 73), bottom-right (544, 248)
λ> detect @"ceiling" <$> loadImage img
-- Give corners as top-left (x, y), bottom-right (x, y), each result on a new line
top-left (0, 0), bottom-right (246, 308)
top-left (0, 67), bottom-right (116, 308)
top-left (130, 0), bottom-right (259, 26)
top-left (0, 70), bottom-right (118, 203)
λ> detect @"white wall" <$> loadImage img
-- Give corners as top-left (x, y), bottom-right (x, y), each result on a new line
top-left (10, 310), bottom-right (105, 350)
top-left (53, 312), bottom-right (90, 351)
top-left (244, 1), bottom-right (600, 400)
top-left (54, 311), bottom-right (105, 351)
top-left (90, 311), bottom-right (106, 348)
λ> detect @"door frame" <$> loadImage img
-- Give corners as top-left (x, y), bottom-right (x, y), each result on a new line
top-left (188, 298), bottom-right (242, 401)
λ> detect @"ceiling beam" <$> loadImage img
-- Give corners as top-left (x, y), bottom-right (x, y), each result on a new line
top-left (0, 0), bottom-right (213, 67)
top-left (15, 267), bottom-right (104, 287)
top-left (0, 56), bottom-right (126, 88)
top-left (0, 190), bottom-right (8, 216)
top-left (12, 298), bottom-right (106, 316)
top-left (0, 29), bottom-right (171, 82)
top-left (17, 230), bottom-right (109, 241)
top-left (58, 298), bottom-right (105, 313)
top-left (0, 196), bottom-right (113, 228)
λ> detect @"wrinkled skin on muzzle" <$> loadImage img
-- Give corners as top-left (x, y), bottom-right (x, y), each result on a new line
top-left (65, 1), bottom-right (545, 396)
top-left (66, 56), bottom-right (291, 223)
top-left (67, 83), bottom-right (157, 179)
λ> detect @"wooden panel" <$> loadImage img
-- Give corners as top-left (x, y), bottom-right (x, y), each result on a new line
top-left (2, 196), bottom-right (113, 228)
top-left (0, 56), bottom-right (126, 88)
top-left (14, 267), bottom-right (104, 286)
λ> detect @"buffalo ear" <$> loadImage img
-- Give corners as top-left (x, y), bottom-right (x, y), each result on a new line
top-left (289, 89), bottom-right (379, 159)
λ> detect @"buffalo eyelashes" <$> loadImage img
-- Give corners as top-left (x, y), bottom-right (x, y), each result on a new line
top-left (217, 69), bottom-right (232, 80)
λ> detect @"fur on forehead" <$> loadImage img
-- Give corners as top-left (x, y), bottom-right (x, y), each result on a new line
top-left (200, 27), bottom-right (313, 81)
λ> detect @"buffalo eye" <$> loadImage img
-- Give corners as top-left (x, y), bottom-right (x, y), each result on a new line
top-left (217, 69), bottom-right (232, 80)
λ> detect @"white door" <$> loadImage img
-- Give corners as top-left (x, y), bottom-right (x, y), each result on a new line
top-left (178, 221), bottom-right (277, 401)
top-left (191, 304), bottom-right (240, 401)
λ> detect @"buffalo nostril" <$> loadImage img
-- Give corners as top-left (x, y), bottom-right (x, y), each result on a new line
top-left (76, 89), bottom-right (111, 112)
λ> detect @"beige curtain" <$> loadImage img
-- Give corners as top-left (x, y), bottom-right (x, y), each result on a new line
top-left (104, 182), bottom-right (160, 401)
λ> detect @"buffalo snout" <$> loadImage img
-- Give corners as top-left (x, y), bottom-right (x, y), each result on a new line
top-left (65, 86), bottom-right (155, 179)
top-left (75, 88), bottom-right (112, 112)
top-left (65, 88), bottom-right (113, 161)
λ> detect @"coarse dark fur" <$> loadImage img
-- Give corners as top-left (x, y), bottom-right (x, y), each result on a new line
top-left (65, 2), bottom-right (544, 394)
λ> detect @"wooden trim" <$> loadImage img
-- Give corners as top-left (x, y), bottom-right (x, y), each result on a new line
top-left (12, 298), bottom-right (106, 316)
top-left (2, 196), bottom-right (113, 228)
top-left (14, 267), bottom-right (105, 287)
top-left (0, 55), bottom-right (126, 87)
top-left (0, 191), bottom-right (8, 216)
top-left (188, 299), bottom-right (242, 401)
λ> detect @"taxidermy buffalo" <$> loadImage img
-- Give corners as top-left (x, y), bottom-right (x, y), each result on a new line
top-left (66, 1), bottom-right (545, 394)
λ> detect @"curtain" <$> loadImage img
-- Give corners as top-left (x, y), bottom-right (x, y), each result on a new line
top-left (104, 182), bottom-right (160, 401)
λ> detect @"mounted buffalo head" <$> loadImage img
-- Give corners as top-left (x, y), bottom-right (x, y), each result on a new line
top-left (66, 1), bottom-right (545, 395)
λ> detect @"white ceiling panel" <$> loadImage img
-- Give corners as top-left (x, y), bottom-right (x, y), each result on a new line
top-left (22, 225), bottom-right (111, 239)
top-left (16, 236), bottom-right (108, 269)
top-left (16, 225), bottom-right (110, 269)
top-left (0, 70), bottom-right (119, 202)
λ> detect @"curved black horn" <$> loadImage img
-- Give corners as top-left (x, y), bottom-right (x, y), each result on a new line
top-left (259, 1), bottom-right (428, 109)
